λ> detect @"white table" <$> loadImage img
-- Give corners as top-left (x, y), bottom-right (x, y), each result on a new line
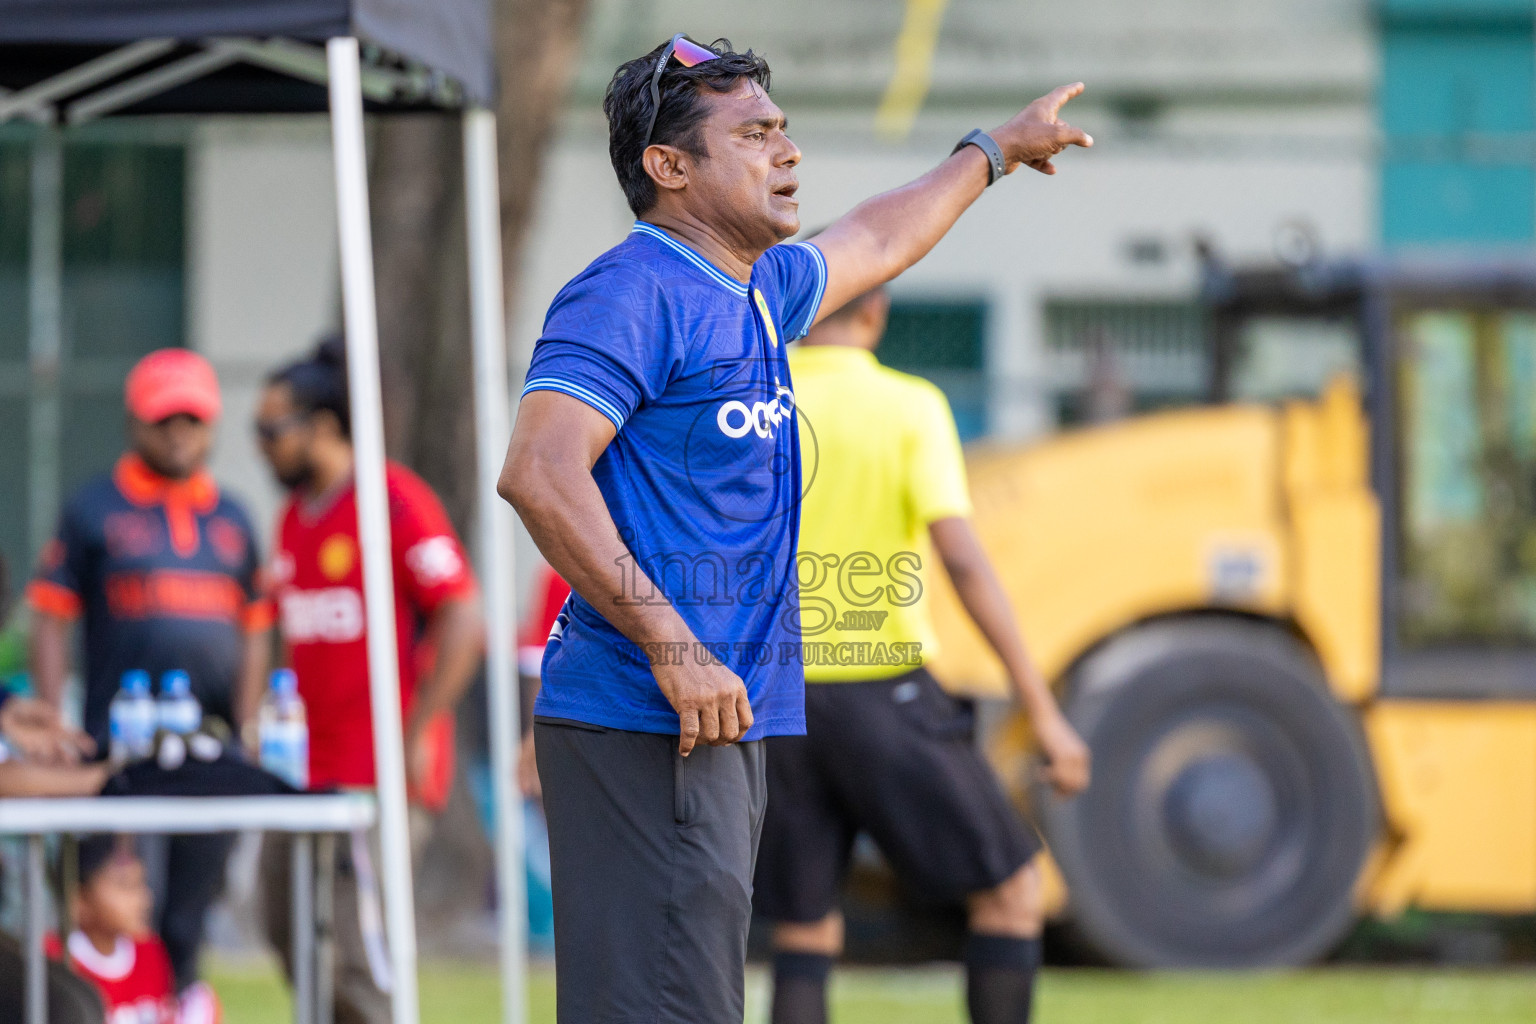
top-left (0, 794), bottom-right (377, 1024)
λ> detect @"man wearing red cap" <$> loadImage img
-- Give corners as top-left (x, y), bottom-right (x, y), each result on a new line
top-left (27, 347), bottom-right (272, 1003)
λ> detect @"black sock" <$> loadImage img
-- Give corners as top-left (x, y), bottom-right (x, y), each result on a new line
top-left (963, 933), bottom-right (1042, 1024)
top-left (771, 951), bottom-right (833, 1024)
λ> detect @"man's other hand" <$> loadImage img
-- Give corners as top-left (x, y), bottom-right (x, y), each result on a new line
top-left (1036, 709), bottom-right (1091, 797)
top-left (653, 653), bottom-right (754, 756)
top-left (0, 696), bottom-right (95, 765)
top-left (990, 83), bottom-right (1093, 176)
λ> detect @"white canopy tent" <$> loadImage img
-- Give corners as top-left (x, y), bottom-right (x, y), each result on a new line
top-left (0, 8), bottom-right (525, 1024)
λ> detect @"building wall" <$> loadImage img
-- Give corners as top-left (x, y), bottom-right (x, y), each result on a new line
top-left (188, 118), bottom-right (338, 537)
top-left (181, 0), bottom-right (1379, 590)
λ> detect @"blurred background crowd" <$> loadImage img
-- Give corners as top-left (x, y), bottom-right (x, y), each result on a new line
top-left (4, 0), bottom-right (1536, 1021)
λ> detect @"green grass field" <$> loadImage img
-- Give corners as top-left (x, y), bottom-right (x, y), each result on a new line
top-left (209, 957), bottom-right (1536, 1024)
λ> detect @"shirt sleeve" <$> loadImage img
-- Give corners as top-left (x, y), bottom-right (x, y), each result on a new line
top-left (908, 383), bottom-right (974, 525)
top-left (758, 241), bottom-right (828, 341)
top-left (25, 501), bottom-right (90, 620)
top-left (389, 470), bottom-right (477, 617)
top-left (233, 505), bottom-right (274, 633)
top-left (521, 258), bottom-right (682, 431)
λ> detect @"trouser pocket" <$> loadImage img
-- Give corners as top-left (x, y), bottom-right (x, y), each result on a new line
top-left (674, 752), bottom-right (688, 824)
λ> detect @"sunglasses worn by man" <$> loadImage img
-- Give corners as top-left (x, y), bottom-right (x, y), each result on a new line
top-left (502, 31), bottom-right (1093, 1024)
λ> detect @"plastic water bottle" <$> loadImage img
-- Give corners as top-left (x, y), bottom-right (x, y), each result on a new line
top-left (108, 670), bottom-right (157, 763)
top-left (157, 670), bottom-right (202, 736)
top-left (258, 669), bottom-right (309, 789)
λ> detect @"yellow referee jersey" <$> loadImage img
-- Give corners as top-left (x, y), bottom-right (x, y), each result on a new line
top-left (789, 344), bottom-right (972, 682)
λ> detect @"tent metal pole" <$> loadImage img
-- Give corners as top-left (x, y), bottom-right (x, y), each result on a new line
top-left (325, 37), bottom-right (421, 1024)
top-left (0, 39), bottom-right (175, 123)
top-left (463, 106), bottom-right (527, 1024)
top-left (67, 44), bottom-right (241, 124)
top-left (27, 128), bottom-right (63, 566)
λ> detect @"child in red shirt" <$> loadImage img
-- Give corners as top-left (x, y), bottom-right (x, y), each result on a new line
top-left (48, 835), bottom-right (220, 1024)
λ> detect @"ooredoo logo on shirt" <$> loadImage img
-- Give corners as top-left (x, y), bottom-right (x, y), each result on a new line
top-left (682, 374), bottom-right (818, 525)
top-left (716, 385), bottom-right (796, 440)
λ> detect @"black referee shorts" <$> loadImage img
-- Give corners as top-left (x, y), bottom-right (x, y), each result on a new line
top-left (536, 717), bottom-right (767, 1024)
top-left (754, 667), bottom-right (1041, 923)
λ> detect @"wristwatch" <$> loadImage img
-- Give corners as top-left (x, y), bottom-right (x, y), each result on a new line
top-left (953, 129), bottom-right (1006, 186)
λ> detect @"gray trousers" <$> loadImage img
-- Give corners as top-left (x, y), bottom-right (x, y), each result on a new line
top-left (535, 719), bottom-right (768, 1024)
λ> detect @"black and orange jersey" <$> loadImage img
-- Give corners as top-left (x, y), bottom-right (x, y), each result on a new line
top-left (27, 453), bottom-right (271, 749)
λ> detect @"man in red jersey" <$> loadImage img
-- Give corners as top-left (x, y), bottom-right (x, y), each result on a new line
top-left (251, 337), bottom-right (484, 1024)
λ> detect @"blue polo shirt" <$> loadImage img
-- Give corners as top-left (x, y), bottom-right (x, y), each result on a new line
top-left (521, 222), bottom-right (827, 738)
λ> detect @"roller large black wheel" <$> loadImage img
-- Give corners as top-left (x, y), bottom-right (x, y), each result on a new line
top-left (1040, 617), bottom-right (1377, 968)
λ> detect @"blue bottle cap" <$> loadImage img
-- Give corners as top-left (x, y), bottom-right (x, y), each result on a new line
top-left (271, 668), bottom-right (298, 695)
top-left (162, 670), bottom-right (191, 695)
top-left (122, 669), bottom-right (151, 695)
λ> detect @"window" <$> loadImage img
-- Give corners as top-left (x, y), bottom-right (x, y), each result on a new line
top-left (0, 135), bottom-right (186, 599)
top-left (1398, 309), bottom-right (1536, 645)
top-left (1044, 299), bottom-right (1207, 425)
top-left (1228, 315), bottom-right (1362, 402)
top-left (879, 299), bottom-right (988, 441)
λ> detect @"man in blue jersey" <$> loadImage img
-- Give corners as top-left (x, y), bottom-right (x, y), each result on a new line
top-left (499, 33), bottom-right (1091, 1023)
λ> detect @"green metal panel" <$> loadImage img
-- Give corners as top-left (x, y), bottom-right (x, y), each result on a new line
top-left (1379, 16), bottom-right (1535, 244)
top-left (1380, 0), bottom-right (1535, 25)
top-left (0, 135), bottom-right (185, 608)
top-left (878, 300), bottom-right (988, 440)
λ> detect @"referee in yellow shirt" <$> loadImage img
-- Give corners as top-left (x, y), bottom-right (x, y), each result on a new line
top-left (754, 286), bottom-right (1091, 1024)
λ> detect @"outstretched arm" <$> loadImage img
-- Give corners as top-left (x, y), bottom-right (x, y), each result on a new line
top-left (811, 83), bottom-right (1091, 319)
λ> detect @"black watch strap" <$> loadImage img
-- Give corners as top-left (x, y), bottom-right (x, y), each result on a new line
top-left (953, 129), bottom-right (1006, 186)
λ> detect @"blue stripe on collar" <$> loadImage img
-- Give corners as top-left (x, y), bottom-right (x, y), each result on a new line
top-left (631, 222), bottom-right (750, 299)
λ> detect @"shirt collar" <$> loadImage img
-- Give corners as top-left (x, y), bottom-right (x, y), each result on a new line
top-left (630, 221), bottom-right (750, 300)
top-left (296, 472), bottom-right (356, 524)
top-left (67, 932), bottom-right (135, 981)
top-left (114, 452), bottom-right (218, 511)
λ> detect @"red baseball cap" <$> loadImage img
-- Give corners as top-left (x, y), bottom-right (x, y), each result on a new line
top-left (125, 348), bottom-right (222, 424)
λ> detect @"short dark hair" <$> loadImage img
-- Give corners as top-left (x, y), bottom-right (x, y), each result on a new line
top-left (818, 285), bottom-right (888, 325)
top-left (269, 334), bottom-right (350, 439)
top-left (604, 37), bottom-right (772, 217)
top-left (76, 834), bottom-right (131, 888)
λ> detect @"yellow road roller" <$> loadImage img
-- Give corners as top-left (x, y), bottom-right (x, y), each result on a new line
top-left (928, 257), bottom-right (1536, 967)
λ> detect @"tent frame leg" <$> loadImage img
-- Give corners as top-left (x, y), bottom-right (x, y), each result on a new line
top-left (326, 36), bottom-right (421, 1024)
top-left (27, 128), bottom-right (63, 566)
top-left (464, 106), bottom-right (527, 1024)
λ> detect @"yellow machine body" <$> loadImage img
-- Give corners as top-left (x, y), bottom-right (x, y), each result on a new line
top-left (929, 377), bottom-right (1536, 918)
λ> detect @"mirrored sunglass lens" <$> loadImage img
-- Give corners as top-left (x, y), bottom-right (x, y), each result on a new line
top-left (672, 38), bottom-right (718, 67)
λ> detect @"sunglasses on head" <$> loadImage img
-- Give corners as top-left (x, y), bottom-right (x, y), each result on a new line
top-left (641, 34), bottom-right (720, 149)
